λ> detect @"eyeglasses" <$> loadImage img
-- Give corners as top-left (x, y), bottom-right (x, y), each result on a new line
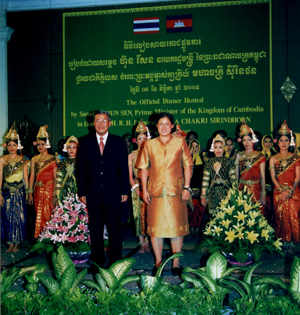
top-left (95, 119), bottom-right (108, 124)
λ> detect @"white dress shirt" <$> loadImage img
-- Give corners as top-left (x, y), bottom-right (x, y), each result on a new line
top-left (96, 132), bottom-right (109, 146)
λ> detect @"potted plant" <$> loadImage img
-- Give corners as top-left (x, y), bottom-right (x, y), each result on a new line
top-left (198, 185), bottom-right (284, 264)
top-left (31, 192), bottom-right (108, 263)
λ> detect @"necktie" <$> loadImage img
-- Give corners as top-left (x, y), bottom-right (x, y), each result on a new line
top-left (99, 137), bottom-right (104, 155)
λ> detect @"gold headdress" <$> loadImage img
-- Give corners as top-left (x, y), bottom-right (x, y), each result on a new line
top-left (278, 120), bottom-right (290, 135)
top-left (210, 134), bottom-right (225, 152)
top-left (62, 135), bottom-right (79, 152)
top-left (239, 119), bottom-right (258, 143)
top-left (278, 120), bottom-right (295, 146)
top-left (294, 133), bottom-right (300, 156)
top-left (6, 122), bottom-right (23, 150)
top-left (37, 125), bottom-right (51, 148)
top-left (6, 123), bottom-right (18, 141)
top-left (136, 119), bottom-right (151, 139)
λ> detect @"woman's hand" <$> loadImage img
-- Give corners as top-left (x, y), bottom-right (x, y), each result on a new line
top-left (28, 194), bottom-right (33, 205)
top-left (52, 196), bottom-right (56, 208)
top-left (201, 198), bottom-right (207, 207)
top-left (143, 190), bottom-right (151, 204)
top-left (135, 187), bottom-right (141, 197)
top-left (182, 189), bottom-right (190, 201)
top-left (280, 190), bottom-right (290, 202)
top-left (0, 194), bottom-right (4, 207)
top-left (260, 194), bottom-right (266, 206)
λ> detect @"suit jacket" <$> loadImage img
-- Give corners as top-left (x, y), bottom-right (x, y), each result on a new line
top-left (77, 132), bottom-right (129, 207)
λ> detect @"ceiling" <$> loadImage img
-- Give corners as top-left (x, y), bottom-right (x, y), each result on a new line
top-left (5, 0), bottom-right (175, 12)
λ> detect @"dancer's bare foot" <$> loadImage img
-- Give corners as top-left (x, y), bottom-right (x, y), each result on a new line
top-left (6, 244), bottom-right (14, 252)
top-left (144, 241), bottom-right (151, 252)
top-left (12, 244), bottom-right (19, 252)
top-left (138, 239), bottom-right (150, 253)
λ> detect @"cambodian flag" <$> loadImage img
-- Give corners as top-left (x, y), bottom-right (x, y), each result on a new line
top-left (133, 17), bottom-right (160, 34)
top-left (166, 15), bottom-right (193, 33)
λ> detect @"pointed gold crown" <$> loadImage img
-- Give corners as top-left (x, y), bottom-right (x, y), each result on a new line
top-left (135, 120), bottom-right (148, 134)
top-left (6, 122), bottom-right (18, 141)
top-left (278, 120), bottom-right (290, 135)
top-left (210, 134), bottom-right (225, 151)
top-left (66, 135), bottom-right (78, 145)
top-left (37, 125), bottom-right (49, 139)
top-left (63, 135), bottom-right (79, 152)
top-left (213, 134), bottom-right (225, 146)
top-left (239, 119), bottom-right (252, 137)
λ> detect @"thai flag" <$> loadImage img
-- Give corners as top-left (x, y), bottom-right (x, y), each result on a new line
top-left (166, 15), bottom-right (193, 33)
top-left (133, 17), bottom-right (160, 34)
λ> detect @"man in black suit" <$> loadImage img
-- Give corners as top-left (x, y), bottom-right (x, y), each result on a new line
top-left (78, 110), bottom-right (129, 269)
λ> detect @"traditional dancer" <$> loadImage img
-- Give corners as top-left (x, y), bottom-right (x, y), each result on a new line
top-left (261, 134), bottom-right (277, 223)
top-left (28, 125), bottom-right (57, 238)
top-left (128, 121), bottom-right (151, 252)
top-left (55, 136), bottom-right (79, 202)
top-left (235, 120), bottom-right (266, 210)
top-left (270, 120), bottom-right (300, 253)
top-left (201, 134), bottom-right (236, 215)
top-left (0, 125), bottom-right (29, 252)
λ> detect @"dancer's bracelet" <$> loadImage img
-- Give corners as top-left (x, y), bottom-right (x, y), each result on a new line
top-left (131, 184), bottom-right (139, 191)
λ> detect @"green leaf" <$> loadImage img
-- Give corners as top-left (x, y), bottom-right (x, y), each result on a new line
top-left (156, 252), bottom-right (183, 277)
top-left (206, 252), bottom-right (227, 280)
top-left (118, 275), bottom-right (140, 287)
top-left (251, 247), bottom-right (263, 261)
top-left (243, 261), bottom-right (264, 284)
top-left (252, 276), bottom-right (287, 291)
top-left (81, 280), bottom-right (102, 292)
top-left (222, 266), bottom-right (244, 277)
top-left (60, 264), bottom-right (76, 291)
top-left (2, 290), bottom-right (18, 299)
top-left (95, 274), bottom-right (109, 293)
top-left (140, 274), bottom-right (164, 295)
top-left (288, 256), bottom-right (300, 305)
top-left (25, 283), bottom-right (39, 293)
top-left (193, 269), bottom-right (216, 292)
top-left (234, 250), bottom-right (248, 264)
top-left (57, 245), bottom-right (73, 274)
top-left (98, 267), bottom-right (118, 291)
top-left (37, 274), bottom-right (60, 294)
top-left (109, 257), bottom-right (136, 285)
top-left (181, 274), bottom-right (203, 288)
top-left (52, 252), bottom-right (62, 281)
top-left (71, 268), bottom-right (87, 293)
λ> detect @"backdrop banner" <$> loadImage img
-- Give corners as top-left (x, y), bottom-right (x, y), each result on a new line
top-left (63, 0), bottom-right (271, 147)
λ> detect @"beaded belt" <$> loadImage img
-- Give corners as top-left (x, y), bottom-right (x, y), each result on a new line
top-left (210, 179), bottom-right (229, 187)
top-left (3, 181), bottom-right (24, 193)
top-left (35, 179), bottom-right (54, 187)
top-left (240, 179), bottom-right (260, 186)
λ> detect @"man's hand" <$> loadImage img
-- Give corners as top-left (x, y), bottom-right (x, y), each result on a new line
top-left (80, 196), bottom-right (87, 204)
top-left (121, 195), bottom-right (128, 202)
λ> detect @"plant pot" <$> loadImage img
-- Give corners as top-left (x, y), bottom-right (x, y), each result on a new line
top-left (222, 252), bottom-right (253, 266)
top-left (67, 251), bottom-right (91, 264)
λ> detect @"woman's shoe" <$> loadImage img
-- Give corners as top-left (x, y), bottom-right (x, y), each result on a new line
top-left (172, 266), bottom-right (183, 277)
